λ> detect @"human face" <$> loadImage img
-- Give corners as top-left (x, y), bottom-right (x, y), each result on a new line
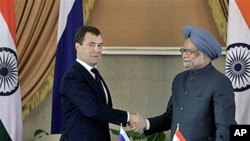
top-left (181, 38), bottom-right (209, 70)
top-left (76, 32), bottom-right (103, 67)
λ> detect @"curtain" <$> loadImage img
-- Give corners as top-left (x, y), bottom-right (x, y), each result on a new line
top-left (208, 0), bottom-right (229, 44)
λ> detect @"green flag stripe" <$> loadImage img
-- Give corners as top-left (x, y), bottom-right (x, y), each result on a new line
top-left (0, 120), bottom-right (12, 141)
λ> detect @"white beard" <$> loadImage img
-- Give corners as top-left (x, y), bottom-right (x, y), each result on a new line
top-left (183, 61), bottom-right (192, 69)
top-left (183, 54), bottom-right (206, 70)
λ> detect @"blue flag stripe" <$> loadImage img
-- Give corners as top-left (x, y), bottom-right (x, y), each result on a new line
top-left (118, 134), bottom-right (126, 141)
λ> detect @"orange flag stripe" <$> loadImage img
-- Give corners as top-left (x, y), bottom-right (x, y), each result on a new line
top-left (176, 129), bottom-right (186, 141)
top-left (235, 0), bottom-right (250, 29)
top-left (0, 0), bottom-right (16, 43)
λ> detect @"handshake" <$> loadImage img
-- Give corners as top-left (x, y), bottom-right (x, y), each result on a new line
top-left (128, 112), bottom-right (147, 133)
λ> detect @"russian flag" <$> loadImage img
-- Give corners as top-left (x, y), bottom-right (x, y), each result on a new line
top-left (117, 126), bottom-right (130, 141)
top-left (51, 0), bottom-right (83, 134)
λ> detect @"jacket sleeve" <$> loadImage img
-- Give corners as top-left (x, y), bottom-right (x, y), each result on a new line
top-left (144, 96), bottom-right (173, 135)
top-left (213, 76), bottom-right (235, 141)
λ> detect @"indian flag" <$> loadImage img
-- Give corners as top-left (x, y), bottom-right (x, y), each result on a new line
top-left (172, 123), bottom-right (186, 141)
top-left (225, 0), bottom-right (250, 124)
top-left (0, 0), bottom-right (23, 141)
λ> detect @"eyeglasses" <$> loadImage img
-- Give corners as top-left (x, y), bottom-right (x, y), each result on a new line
top-left (179, 48), bottom-right (198, 55)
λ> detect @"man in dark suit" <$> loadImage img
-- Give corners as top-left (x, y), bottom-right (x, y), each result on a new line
top-left (130, 25), bottom-right (236, 141)
top-left (59, 26), bottom-right (142, 141)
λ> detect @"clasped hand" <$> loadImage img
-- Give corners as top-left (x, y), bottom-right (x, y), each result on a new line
top-left (128, 112), bottom-right (146, 133)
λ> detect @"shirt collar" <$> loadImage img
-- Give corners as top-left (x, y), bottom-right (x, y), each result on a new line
top-left (76, 59), bottom-right (96, 76)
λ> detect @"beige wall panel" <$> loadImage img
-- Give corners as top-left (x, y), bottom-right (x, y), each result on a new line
top-left (87, 0), bottom-right (225, 46)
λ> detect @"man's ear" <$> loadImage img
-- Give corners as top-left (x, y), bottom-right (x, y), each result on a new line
top-left (75, 42), bottom-right (81, 50)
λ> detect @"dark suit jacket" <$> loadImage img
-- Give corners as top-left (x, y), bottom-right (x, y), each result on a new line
top-left (144, 63), bottom-right (235, 141)
top-left (59, 62), bottom-right (128, 141)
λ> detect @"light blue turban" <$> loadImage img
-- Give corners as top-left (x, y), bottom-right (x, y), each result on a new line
top-left (183, 25), bottom-right (222, 60)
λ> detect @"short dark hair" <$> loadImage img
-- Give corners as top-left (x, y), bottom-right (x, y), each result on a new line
top-left (74, 26), bottom-right (101, 45)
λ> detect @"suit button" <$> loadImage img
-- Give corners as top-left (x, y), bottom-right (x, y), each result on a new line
top-left (219, 135), bottom-right (223, 139)
top-left (180, 107), bottom-right (184, 111)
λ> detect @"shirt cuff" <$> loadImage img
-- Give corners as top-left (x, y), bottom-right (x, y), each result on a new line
top-left (145, 119), bottom-right (150, 130)
top-left (127, 112), bottom-right (130, 122)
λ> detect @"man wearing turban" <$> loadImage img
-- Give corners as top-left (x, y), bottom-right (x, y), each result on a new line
top-left (130, 25), bottom-right (236, 141)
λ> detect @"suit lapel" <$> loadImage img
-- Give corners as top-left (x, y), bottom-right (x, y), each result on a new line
top-left (73, 62), bottom-right (111, 105)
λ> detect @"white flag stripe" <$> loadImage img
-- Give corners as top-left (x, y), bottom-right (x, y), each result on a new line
top-left (235, 92), bottom-right (250, 123)
top-left (57, 0), bottom-right (75, 43)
